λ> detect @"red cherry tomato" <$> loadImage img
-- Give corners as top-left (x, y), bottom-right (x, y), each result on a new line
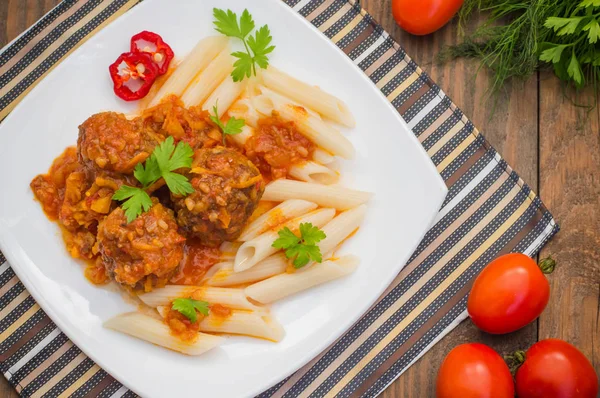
top-left (467, 253), bottom-right (549, 334)
top-left (436, 343), bottom-right (514, 398)
top-left (516, 339), bottom-right (598, 398)
top-left (391, 0), bottom-right (464, 36)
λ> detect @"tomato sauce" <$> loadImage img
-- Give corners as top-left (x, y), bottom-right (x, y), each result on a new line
top-left (170, 241), bottom-right (221, 285)
top-left (244, 116), bottom-right (315, 180)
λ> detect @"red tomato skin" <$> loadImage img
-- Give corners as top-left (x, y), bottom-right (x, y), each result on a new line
top-left (467, 253), bottom-right (549, 334)
top-left (436, 343), bottom-right (514, 398)
top-left (392, 0), bottom-right (464, 36)
top-left (516, 339), bottom-right (599, 398)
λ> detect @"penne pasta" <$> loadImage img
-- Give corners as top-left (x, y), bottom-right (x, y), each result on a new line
top-left (252, 88), bottom-right (355, 159)
top-left (138, 285), bottom-right (264, 312)
top-left (312, 148), bottom-right (337, 165)
top-left (245, 255), bottom-right (359, 304)
top-left (148, 36), bottom-right (228, 107)
top-left (181, 49), bottom-right (234, 107)
top-left (206, 253), bottom-right (288, 287)
top-left (202, 76), bottom-right (247, 116)
top-left (262, 66), bottom-right (355, 127)
top-left (228, 98), bottom-right (260, 128)
top-left (229, 125), bottom-right (254, 146)
top-left (200, 310), bottom-right (285, 342)
top-left (319, 204), bottom-right (367, 255)
top-left (289, 161), bottom-right (339, 185)
top-left (234, 208), bottom-right (336, 272)
top-left (156, 307), bottom-right (285, 342)
top-left (239, 199), bottom-right (318, 241)
top-left (220, 241), bottom-right (242, 260)
top-left (104, 312), bottom-right (223, 355)
top-left (262, 179), bottom-right (372, 210)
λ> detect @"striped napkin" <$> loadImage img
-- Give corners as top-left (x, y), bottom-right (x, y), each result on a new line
top-left (0, 0), bottom-right (558, 397)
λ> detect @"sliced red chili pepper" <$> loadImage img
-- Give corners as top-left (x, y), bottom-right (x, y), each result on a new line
top-left (109, 52), bottom-right (159, 101)
top-left (130, 31), bottom-right (174, 75)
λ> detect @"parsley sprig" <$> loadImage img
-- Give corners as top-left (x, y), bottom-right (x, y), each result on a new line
top-left (441, 0), bottom-right (600, 100)
top-left (539, 0), bottom-right (600, 88)
top-left (171, 298), bottom-right (210, 323)
top-left (272, 223), bottom-right (326, 268)
top-left (112, 136), bottom-right (194, 223)
top-left (213, 8), bottom-right (275, 82)
top-left (209, 101), bottom-right (245, 146)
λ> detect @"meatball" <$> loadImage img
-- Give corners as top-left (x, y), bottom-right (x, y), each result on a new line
top-left (140, 97), bottom-right (222, 150)
top-left (78, 112), bottom-right (163, 174)
top-left (97, 201), bottom-right (185, 291)
top-left (173, 147), bottom-right (264, 246)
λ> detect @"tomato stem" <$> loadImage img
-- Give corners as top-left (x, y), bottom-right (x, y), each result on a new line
top-left (505, 350), bottom-right (526, 375)
top-left (538, 256), bottom-right (556, 274)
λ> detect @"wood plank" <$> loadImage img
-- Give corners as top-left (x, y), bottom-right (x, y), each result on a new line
top-left (538, 72), bottom-right (600, 372)
top-left (360, 1), bottom-right (539, 397)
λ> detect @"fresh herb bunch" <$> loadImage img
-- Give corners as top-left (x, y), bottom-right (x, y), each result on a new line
top-left (112, 136), bottom-right (194, 222)
top-left (213, 8), bottom-right (276, 82)
top-left (440, 0), bottom-right (599, 95)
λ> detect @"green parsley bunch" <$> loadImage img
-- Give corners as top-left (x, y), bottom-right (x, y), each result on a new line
top-left (442, 0), bottom-right (600, 98)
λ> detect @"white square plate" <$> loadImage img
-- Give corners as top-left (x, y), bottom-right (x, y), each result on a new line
top-left (0, 0), bottom-right (447, 396)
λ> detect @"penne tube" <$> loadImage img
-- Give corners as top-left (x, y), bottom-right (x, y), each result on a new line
top-left (312, 148), bottom-right (337, 165)
top-left (148, 36), bottom-right (228, 107)
top-left (289, 161), bottom-right (339, 185)
top-left (239, 199), bottom-right (318, 241)
top-left (156, 307), bottom-right (285, 342)
top-left (200, 311), bottom-right (285, 342)
top-left (262, 179), bottom-right (372, 210)
top-left (229, 125), bottom-right (254, 146)
top-left (228, 98), bottom-right (260, 128)
top-left (220, 241), bottom-right (242, 260)
top-left (206, 253), bottom-right (288, 287)
top-left (319, 205), bottom-right (367, 255)
top-left (262, 66), bottom-right (355, 127)
top-left (181, 49), bottom-right (234, 107)
top-left (245, 255), bottom-right (359, 304)
top-left (203, 77), bottom-right (247, 116)
top-left (138, 285), bottom-right (264, 312)
top-left (234, 208), bottom-right (336, 272)
top-left (252, 88), bottom-right (355, 159)
top-left (104, 312), bottom-right (223, 355)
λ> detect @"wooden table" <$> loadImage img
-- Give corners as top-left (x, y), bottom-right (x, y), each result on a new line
top-left (1, 1), bottom-right (598, 397)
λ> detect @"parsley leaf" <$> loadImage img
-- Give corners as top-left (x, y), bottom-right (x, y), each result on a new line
top-left (213, 8), bottom-right (275, 81)
top-left (583, 19), bottom-right (600, 44)
top-left (112, 185), bottom-right (153, 223)
top-left (272, 223), bottom-right (326, 268)
top-left (133, 157), bottom-right (160, 187)
top-left (545, 17), bottom-right (585, 36)
top-left (539, 44), bottom-right (568, 63)
top-left (171, 298), bottom-right (210, 323)
top-left (163, 172), bottom-right (194, 196)
top-left (112, 136), bottom-right (195, 222)
top-left (567, 49), bottom-right (584, 87)
top-left (210, 102), bottom-right (245, 146)
top-left (579, 0), bottom-right (600, 8)
top-left (248, 25), bottom-right (275, 70)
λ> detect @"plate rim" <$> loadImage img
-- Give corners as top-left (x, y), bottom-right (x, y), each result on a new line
top-left (0, 0), bottom-right (447, 396)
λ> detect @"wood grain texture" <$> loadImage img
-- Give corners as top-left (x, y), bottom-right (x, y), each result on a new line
top-left (538, 73), bottom-right (600, 371)
top-left (0, 1), bottom-right (597, 397)
top-left (360, 1), bottom-right (540, 396)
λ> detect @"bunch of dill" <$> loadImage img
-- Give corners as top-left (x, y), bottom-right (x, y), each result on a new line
top-left (439, 0), bottom-right (600, 95)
